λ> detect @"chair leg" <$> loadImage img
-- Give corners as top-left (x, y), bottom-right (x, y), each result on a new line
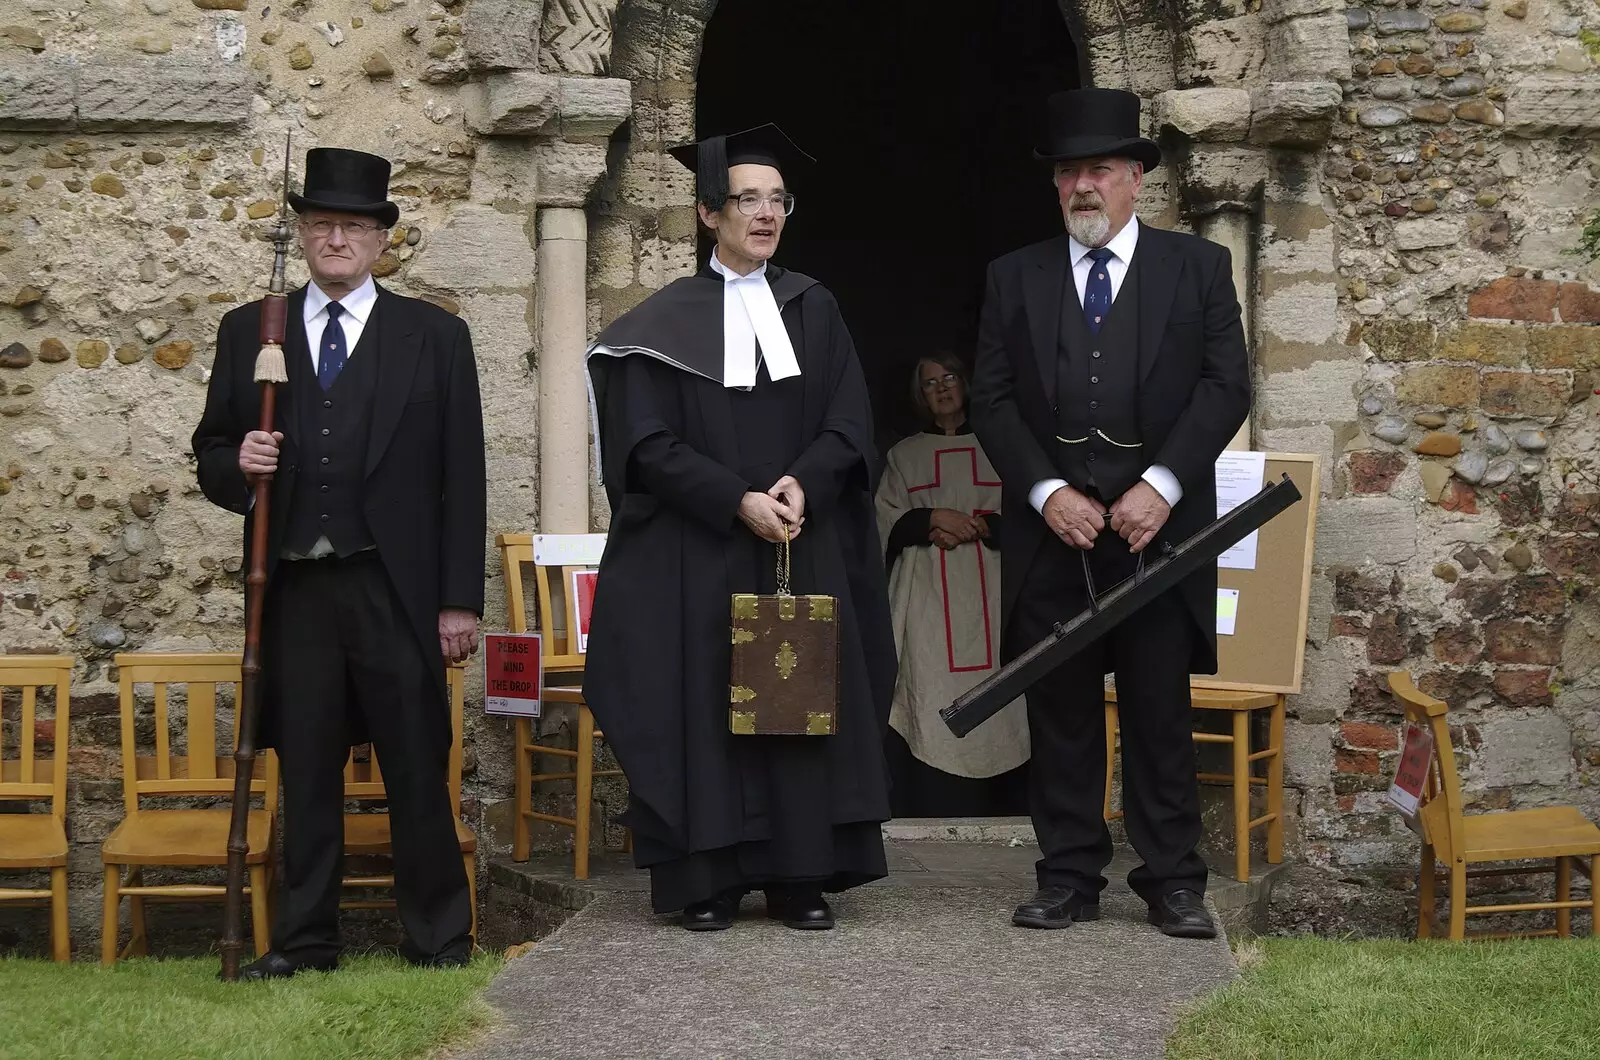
top-left (465, 852), bottom-right (478, 949)
top-left (1102, 703), bottom-right (1117, 821)
top-left (1591, 855), bottom-right (1599, 938)
top-left (513, 717), bottom-right (532, 863)
top-left (1232, 711), bottom-right (1251, 883)
top-left (1416, 842), bottom-right (1436, 939)
top-left (622, 828), bottom-right (633, 854)
top-left (576, 707), bottom-right (595, 881)
top-left (249, 865), bottom-right (272, 958)
top-left (1556, 856), bottom-right (1572, 938)
top-left (1448, 861), bottom-right (1467, 940)
top-left (1266, 696), bottom-right (1285, 865)
top-left (126, 867), bottom-right (149, 957)
top-left (101, 863), bottom-right (121, 966)
top-left (50, 866), bottom-right (70, 963)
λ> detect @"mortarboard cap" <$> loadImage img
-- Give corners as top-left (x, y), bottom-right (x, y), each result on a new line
top-left (667, 123), bottom-right (814, 209)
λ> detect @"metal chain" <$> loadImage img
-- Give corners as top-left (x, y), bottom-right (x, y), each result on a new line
top-left (776, 523), bottom-right (792, 597)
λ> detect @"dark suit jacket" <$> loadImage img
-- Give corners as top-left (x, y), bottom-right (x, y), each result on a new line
top-left (191, 283), bottom-right (487, 733)
top-left (969, 223), bottom-right (1250, 674)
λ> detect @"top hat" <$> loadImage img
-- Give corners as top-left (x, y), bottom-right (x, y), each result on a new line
top-left (667, 123), bottom-right (814, 208)
top-left (287, 147), bottom-right (400, 228)
top-left (1033, 88), bottom-right (1161, 171)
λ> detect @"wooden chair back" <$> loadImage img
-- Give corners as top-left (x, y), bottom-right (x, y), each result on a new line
top-left (344, 664), bottom-right (467, 816)
top-left (113, 653), bottom-right (278, 818)
top-left (0, 656), bottom-right (71, 821)
top-left (495, 533), bottom-right (606, 675)
top-left (1386, 671), bottom-right (1463, 863)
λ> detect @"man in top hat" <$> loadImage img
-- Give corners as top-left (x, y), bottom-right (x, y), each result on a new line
top-left (192, 147), bottom-right (486, 976)
top-left (582, 124), bottom-right (896, 931)
top-left (970, 89), bottom-right (1251, 938)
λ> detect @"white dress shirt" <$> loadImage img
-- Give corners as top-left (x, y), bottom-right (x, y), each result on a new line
top-left (303, 274), bottom-right (377, 372)
top-left (708, 251), bottom-right (801, 387)
top-left (1028, 216), bottom-right (1184, 515)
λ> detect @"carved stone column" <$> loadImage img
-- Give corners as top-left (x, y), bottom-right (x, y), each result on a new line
top-left (536, 207), bottom-right (592, 534)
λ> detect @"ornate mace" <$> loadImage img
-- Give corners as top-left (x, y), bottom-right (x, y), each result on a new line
top-left (220, 133), bottom-right (293, 982)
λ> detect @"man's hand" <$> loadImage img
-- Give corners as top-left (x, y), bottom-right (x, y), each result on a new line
top-left (439, 608), bottom-right (479, 664)
top-left (239, 430), bottom-right (284, 483)
top-left (1108, 481), bottom-right (1171, 554)
top-left (739, 492), bottom-right (803, 544)
top-left (1042, 485), bottom-right (1106, 549)
top-left (929, 527), bottom-right (964, 550)
top-left (766, 475), bottom-right (806, 524)
top-left (929, 508), bottom-right (981, 543)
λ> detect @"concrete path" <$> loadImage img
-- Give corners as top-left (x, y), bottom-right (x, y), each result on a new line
top-left (467, 841), bottom-right (1236, 1059)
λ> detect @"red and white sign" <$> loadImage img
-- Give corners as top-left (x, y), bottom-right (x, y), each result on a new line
top-left (571, 569), bottom-right (598, 653)
top-left (1387, 723), bottom-right (1434, 818)
top-left (483, 632), bottom-right (543, 718)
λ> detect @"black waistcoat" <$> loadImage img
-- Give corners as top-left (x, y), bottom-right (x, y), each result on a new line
top-left (1055, 251), bottom-right (1144, 500)
top-left (285, 321), bottom-right (378, 557)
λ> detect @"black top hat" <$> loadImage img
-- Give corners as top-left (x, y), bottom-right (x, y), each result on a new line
top-left (667, 123), bottom-right (814, 209)
top-left (1034, 88), bottom-right (1161, 171)
top-left (287, 147), bottom-right (400, 228)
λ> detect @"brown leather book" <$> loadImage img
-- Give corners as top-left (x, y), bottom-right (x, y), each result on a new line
top-left (729, 543), bottom-right (840, 735)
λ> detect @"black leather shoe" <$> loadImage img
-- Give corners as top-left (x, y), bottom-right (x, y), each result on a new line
top-left (236, 951), bottom-right (337, 981)
top-left (400, 939), bottom-right (474, 967)
top-left (1011, 886), bottom-right (1101, 929)
top-left (766, 889), bottom-right (834, 930)
top-left (681, 893), bottom-right (738, 931)
top-left (1147, 889), bottom-right (1218, 939)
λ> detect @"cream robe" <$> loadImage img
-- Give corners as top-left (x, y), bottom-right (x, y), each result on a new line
top-left (876, 432), bottom-right (1029, 778)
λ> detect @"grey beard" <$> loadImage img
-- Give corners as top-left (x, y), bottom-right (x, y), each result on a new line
top-left (1067, 208), bottom-right (1110, 248)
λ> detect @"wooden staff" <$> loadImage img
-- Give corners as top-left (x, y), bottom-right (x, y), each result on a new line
top-left (220, 133), bottom-right (293, 982)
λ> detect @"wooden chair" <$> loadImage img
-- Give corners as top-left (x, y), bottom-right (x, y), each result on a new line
top-left (497, 532), bottom-right (625, 879)
top-left (101, 653), bottom-right (278, 965)
top-left (1388, 671), bottom-right (1600, 940)
top-left (1104, 685), bottom-right (1285, 882)
top-left (340, 663), bottom-right (478, 944)
top-left (0, 655), bottom-right (72, 961)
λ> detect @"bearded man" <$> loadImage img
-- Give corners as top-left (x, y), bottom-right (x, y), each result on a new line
top-left (969, 89), bottom-right (1251, 938)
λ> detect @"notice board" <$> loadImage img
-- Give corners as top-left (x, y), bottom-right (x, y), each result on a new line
top-left (1198, 452), bottom-right (1321, 695)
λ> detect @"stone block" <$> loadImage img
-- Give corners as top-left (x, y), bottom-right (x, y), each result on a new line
top-left (1348, 450), bottom-right (1406, 494)
top-left (1396, 364), bottom-right (1479, 408)
top-left (1258, 356), bottom-right (1362, 425)
top-left (1480, 371), bottom-right (1571, 419)
top-left (1558, 284), bottom-right (1600, 324)
top-left (1435, 323), bottom-right (1526, 367)
top-left (467, 72), bottom-right (561, 136)
top-left (1258, 281), bottom-right (1342, 347)
top-left (1362, 319), bottom-right (1435, 362)
top-left (463, 0), bottom-right (543, 71)
top-left (1264, 13), bottom-right (1352, 83)
top-left (1527, 325), bottom-right (1600, 369)
top-left (408, 205), bottom-right (536, 291)
top-left (1316, 497), bottom-right (1417, 566)
top-left (1088, 24), bottom-right (1177, 97)
top-left (536, 140), bottom-right (610, 207)
top-left (1172, 144), bottom-right (1268, 214)
top-left (558, 76), bottom-right (632, 138)
top-left (0, 58), bottom-right (75, 130)
top-left (1391, 217), bottom-right (1463, 251)
top-left (77, 64), bottom-right (250, 130)
top-left (1248, 82), bottom-right (1342, 147)
top-left (1468, 277), bottom-right (1559, 322)
top-left (1486, 619), bottom-right (1564, 665)
top-left (1503, 76), bottom-right (1600, 138)
top-left (1177, 17), bottom-right (1265, 88)
top-left (1153, 88), bottom-right (1252, 142)
top-left (542, 0), bottom-right (621, 75)
top-left (1260, 0), bottom-right (1342, 22)
top-left (1474, 714), bottom-right (1573, 788)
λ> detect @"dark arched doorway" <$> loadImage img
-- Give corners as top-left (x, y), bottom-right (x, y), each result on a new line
top-left (695, 0), bottom-right (1082, 445)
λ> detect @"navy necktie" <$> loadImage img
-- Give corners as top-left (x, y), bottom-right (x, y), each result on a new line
top-left (1083, 247), bottom-right (1115, 335)
top-left (318, 301), bottom-right (347, 390)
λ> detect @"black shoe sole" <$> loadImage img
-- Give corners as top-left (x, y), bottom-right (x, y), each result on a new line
top-left (1146, 909), bottom-right (1218, 939)
top-left (1012, 904), bottom-right (1101, 929)
top-left (681, 918), bottom-right (734, 932)
top-left (783, 917), bottom-right (835, 930)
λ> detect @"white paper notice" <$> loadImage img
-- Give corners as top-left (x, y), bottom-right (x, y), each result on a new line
top-left (1217, 588), bottom-right (1240, 636)
top-left (1215, 451), bottom-right (1268, 570)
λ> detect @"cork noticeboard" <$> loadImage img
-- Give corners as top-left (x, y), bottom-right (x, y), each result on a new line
top-left (1196, 452), bottom-right (1321, 696)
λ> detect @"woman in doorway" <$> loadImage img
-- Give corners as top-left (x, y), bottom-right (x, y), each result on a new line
top-left (875, 354), bottom-right (1030, 817)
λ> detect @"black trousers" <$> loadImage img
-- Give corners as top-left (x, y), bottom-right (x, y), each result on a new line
top-left (264, 552), bottom-right (472, 962)
top-left (1009, 532), bottom-right (1207, 902)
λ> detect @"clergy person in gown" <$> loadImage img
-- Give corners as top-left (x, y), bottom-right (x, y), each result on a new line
top-left (191, 148), bottom-right (484, 976)
top-left (582, 124), bottom-right (896, 932)
top-left (970, 89), bottom-right (1250, 939)
top-left (876, 353), bottom-right (1029, 817)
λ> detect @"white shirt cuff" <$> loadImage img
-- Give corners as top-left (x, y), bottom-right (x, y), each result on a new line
top-left (1030, 478), bottom-right (1069, 514)
top-left (1141, 464), bottom-right (1183, 507)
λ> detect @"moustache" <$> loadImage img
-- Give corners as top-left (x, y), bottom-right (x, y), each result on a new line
top-left (1071, 199), bottom-right (1105, 211)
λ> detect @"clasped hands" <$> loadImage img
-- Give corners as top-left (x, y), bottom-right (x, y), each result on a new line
top-left (739, 475), bottom-right (806, 544)
top-left (1043, 481), bottom-right (1169, 554)
top-left (928, 509), bottom-right (992, 551)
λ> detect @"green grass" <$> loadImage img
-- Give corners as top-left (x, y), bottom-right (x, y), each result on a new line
top-left (0, 952), bottom-right (504, 1060)
top-left (1169, 936), bottom-right (1600, 1060)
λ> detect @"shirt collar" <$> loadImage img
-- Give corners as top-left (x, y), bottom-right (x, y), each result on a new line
top-left (1068, 215), bottom-right (1140, 268)
top-left (708, 251), bottom-right (768, 284)
top-left (304, 274), bottom-right (378, 324)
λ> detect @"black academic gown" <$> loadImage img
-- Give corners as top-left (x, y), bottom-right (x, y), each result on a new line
top-left (584, 263), bottom-right (897, 913)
